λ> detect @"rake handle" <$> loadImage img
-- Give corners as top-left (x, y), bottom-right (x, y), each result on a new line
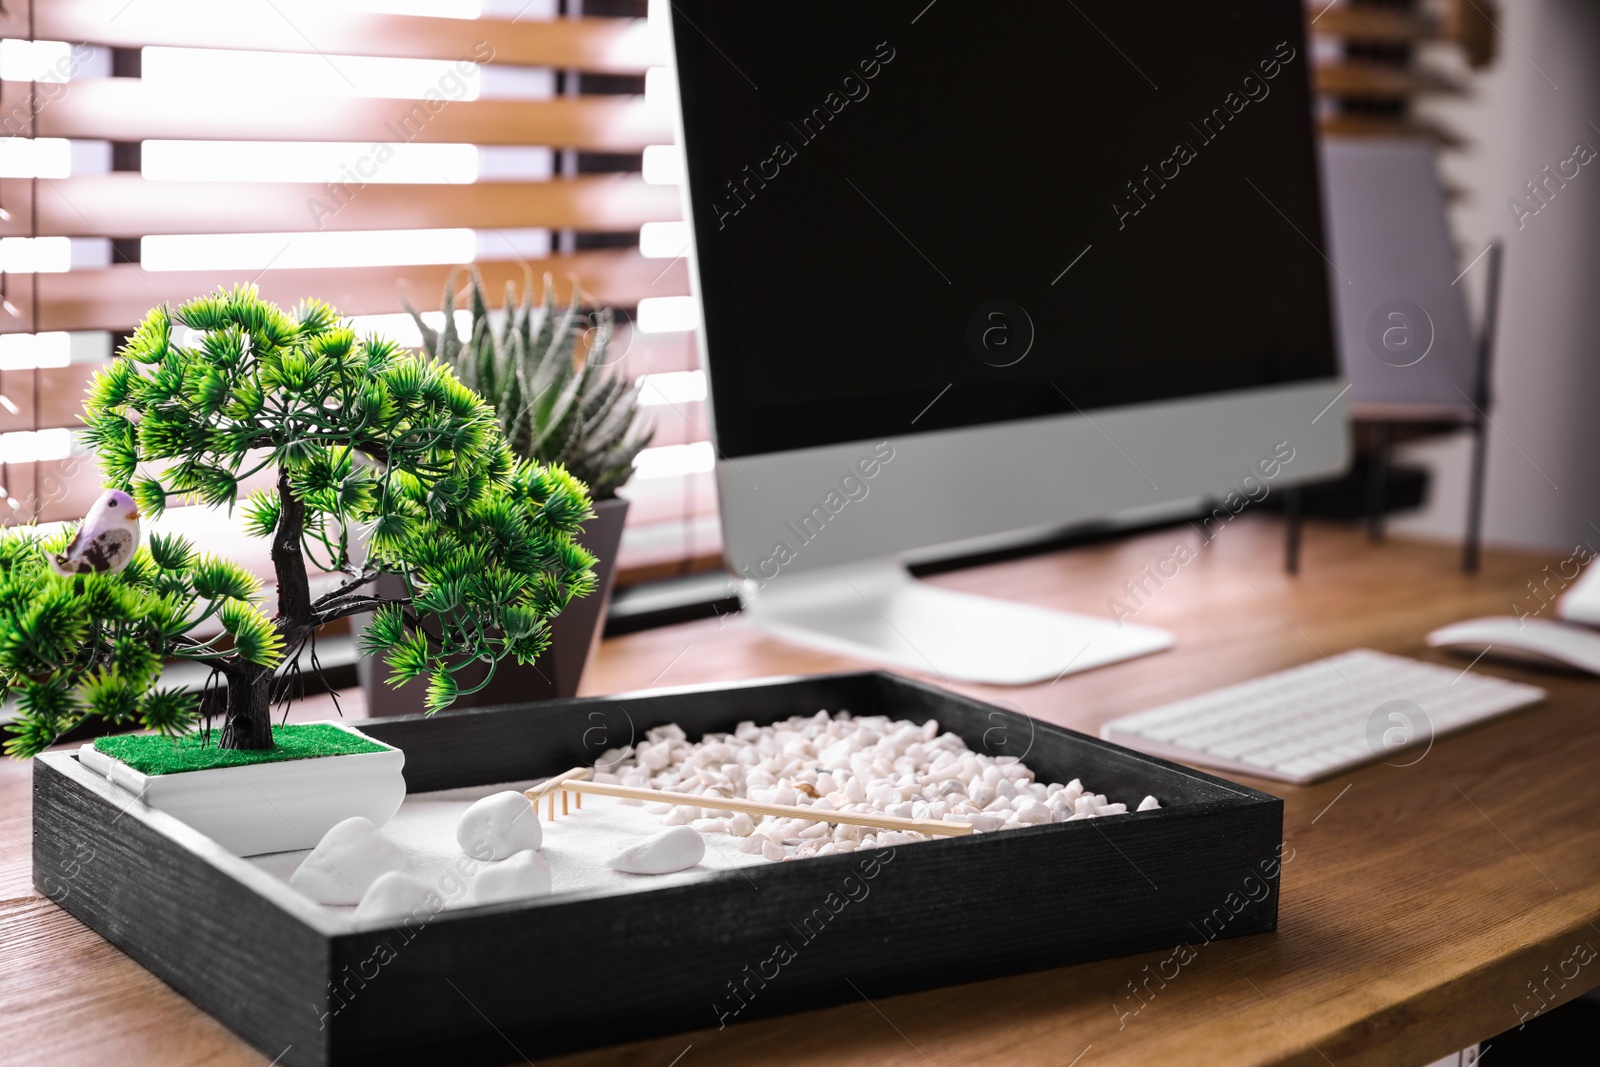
top-left (529, 776), bottom-right (974, 838)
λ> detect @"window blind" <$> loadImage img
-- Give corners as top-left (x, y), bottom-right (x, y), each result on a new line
top-left (0, 0), bottom-right (720, 586)
top-left (0, 0), bottom-right (1498, 590)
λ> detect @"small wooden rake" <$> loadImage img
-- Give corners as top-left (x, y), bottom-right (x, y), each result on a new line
top-left (526, 766), bottom-right (974, 838)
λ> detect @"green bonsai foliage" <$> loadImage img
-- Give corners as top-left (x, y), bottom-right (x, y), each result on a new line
top-left (2, 284), bottom-right (596, 757)
top-left (0, 529), bottom-right (280, 758)
top-left (406, 270), bottom-right (653, 500)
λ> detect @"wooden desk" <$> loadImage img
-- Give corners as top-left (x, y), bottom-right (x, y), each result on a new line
top-left (4, 517), bottom-right (1598, 1066)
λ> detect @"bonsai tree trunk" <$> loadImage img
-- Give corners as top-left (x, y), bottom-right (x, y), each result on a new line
top-left (216, 669), bottom-right (275, 750)
top-left (218, 472), bottom-right (316, 751)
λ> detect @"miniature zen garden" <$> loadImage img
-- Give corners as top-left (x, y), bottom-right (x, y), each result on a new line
top-left (4, 281), bottom-right (1159, 921)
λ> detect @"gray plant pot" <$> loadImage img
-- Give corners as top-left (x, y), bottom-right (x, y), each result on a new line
top-left (356, 496), bottom-right (629, 716)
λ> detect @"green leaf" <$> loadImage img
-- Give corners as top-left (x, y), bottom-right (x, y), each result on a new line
top-left (220, 600), bottom-right (284, 667)
top-left (384, 628), bottom-right (431, 685)
top-left (141, 686), bottom-right (199, 738)
top-left (191, 555), bottom-right (259, 602)
top-left (358, 603), bottom-right (408, 655)
top-left (424, 666), bottom-right (458, 713)
top-left (1, 587), bottom-right (90, 670)
top-left (1, 680), bottom-right (80, 758)
top-left (240, 490), bottom-right (281, 538)
top-left (78, 668), bottom-right (141, 725)
top-left (147, 532), bottom-right (194, 571)
top-left (131, 478), bottom-right (168, 520)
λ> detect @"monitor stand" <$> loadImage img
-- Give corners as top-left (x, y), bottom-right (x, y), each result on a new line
top-left (740, 559), bottom-right (1175, 685)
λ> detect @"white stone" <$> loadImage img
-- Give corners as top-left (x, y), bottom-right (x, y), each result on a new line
top-left (290, 816), bottom-right (406, 905)
top-left (354, 871), bottom-right (439, 924)
top-left (455, 790), bottom-right (542, 862)
top-left (1014, 799), bottom-right (1053, 825)
top-left (588, 708), bottom-right (1156, 852)
top-left (607, 825), bottom-right (706, 875)
top-left (1138, 796), bottom-right (1162, 812)
top-left (471, 850), bottom-right (552, 905)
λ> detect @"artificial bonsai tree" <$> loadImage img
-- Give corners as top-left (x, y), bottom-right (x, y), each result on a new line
top-left (1, 284), bottom-right (595, 758)
top-left (406, 269), bottom-right (653, 500)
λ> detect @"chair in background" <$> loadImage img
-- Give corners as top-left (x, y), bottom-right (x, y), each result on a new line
top-left (1283, 138), bottom-right (1501, 574)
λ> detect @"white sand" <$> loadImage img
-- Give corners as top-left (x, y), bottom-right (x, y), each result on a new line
top-left (249, 776), bottom-right (769, 920)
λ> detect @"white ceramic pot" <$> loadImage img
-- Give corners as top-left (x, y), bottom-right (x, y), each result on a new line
top-left (76, 722), bottom-right (405, 857)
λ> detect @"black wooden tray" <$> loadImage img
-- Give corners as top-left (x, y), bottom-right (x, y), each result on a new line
top-left (33, 671), bottom-right (1283, 1066)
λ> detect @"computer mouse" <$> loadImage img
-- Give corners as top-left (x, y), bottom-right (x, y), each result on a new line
top-left (1426, 616), bottom-right (1600, 676)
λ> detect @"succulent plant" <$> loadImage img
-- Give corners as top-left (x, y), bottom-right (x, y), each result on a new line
top-left (406, 270), bottom-right (653, 501)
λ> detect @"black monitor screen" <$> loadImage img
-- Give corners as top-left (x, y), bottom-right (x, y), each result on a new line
top-left (670, 0), bottom-right (1337, 458)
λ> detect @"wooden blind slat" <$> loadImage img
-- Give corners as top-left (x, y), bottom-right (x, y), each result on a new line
top-left (1314, 62), bottom-right (1468, 99)
top-left (6, 175), bottom-right (680, 238)
top-left (618, 470), bottom-right (718, 527)
top-left (0, 3), bottom-right (665, 74)
top-left (1320, 114), bottom-right (1466, 147)
top-left (0, 365), bottom-right (97, 433)
top-left (1308, 7), bottom-right (1435, 44)
top-left (1, 251), bottom-right (688, 334)
top-left (0, 457), bottom-right (104, 524)
top-left (33, 80), bottom-right (671, 150)
top-left (614, 329), bottom-right (700, 379)
top-left (638, 400), bottom-right (709, 449)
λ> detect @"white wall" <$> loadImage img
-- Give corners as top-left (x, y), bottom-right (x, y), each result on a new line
top-left (1393, 0), bottom-right (1600, 553)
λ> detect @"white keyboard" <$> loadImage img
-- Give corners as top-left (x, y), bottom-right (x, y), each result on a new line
top-left (1101, 649), bottom-right (1546, 784)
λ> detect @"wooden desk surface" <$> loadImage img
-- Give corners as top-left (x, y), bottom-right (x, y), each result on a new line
top-left (4, 516), bottom-right (1598, 1066)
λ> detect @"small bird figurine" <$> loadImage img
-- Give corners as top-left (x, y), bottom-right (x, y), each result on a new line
top-left (51, 489), bottom-right (141, 576)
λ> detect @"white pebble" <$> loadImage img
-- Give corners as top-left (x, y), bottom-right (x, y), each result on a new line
top-left (353, 871), bottom-right (438, 923)
top-left (607, 826), bottom-right (706, 875)
top-left (1014, 799), bottom-right (1053, 825)
top-left (471, 850), bottom-right (552, 905)
top-left (290, 817), bottom-right (405, 905)
top-left (1138, 796), bottom-right (1162, 812)
top-left (455, 790), bottom-right (542, 862)
top-left (588, 710), bottom-right (1157, 856)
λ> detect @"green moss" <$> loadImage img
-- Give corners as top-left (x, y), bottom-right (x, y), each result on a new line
top-left (93, 723), bottom-right (387, 776)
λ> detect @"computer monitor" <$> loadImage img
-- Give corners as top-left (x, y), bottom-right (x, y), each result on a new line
top-left (667, 0), bottom-right (1350, 684)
